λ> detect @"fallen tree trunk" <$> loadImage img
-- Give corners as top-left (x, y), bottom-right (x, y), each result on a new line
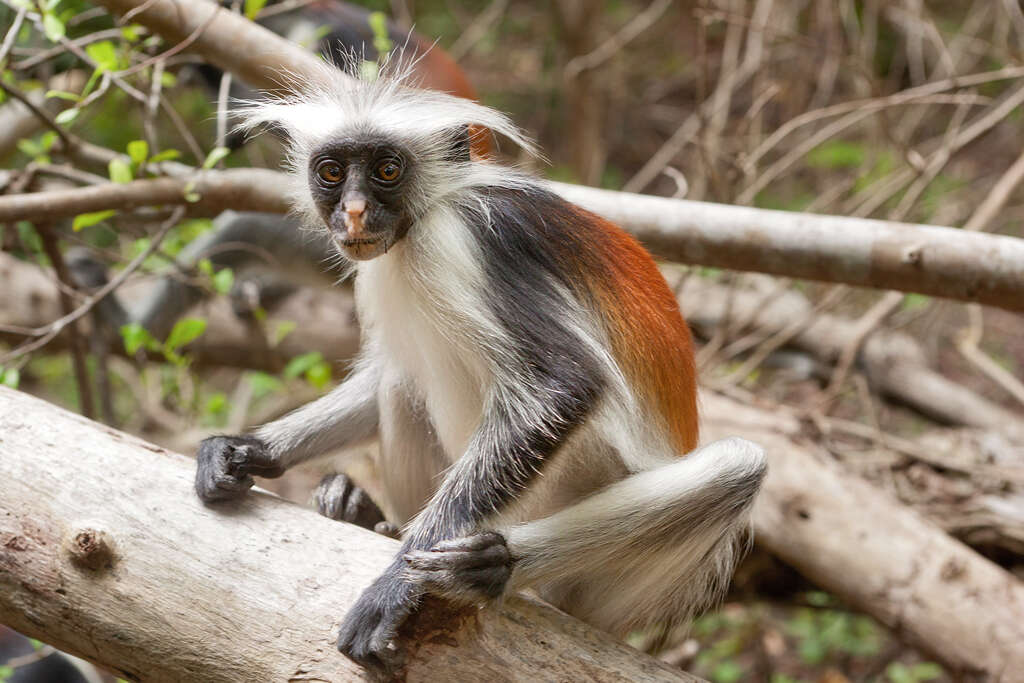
top-left (4, 387), bottom-right (1024, 680)
top-left (698, 394), bottom-right (1024, 681)
top-left (678, 277), bottom-right (1024, 443)
top-left (0, 386), bottom-right (696, 682)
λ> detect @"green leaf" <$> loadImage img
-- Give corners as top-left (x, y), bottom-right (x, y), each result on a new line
top-left (159, 71), bottom-right (177, 88)
top-left (16, 138), bottom-right (41, 157)
top-left (148, 148), bottom-right (181, 163)
top-left (0, 366), bottom-right (20, 389)
top-left (119, 323), bottom-right (160, 354)
top-left (804, 591), bottom-right (831, 607)
top-left (182, 180), bottom-right (200, 203)
top-left (243, 0), bottom-right (268, 19)
top-left (305, 361), bottom-right (332, 390)
top-left (85, 40), bottom-right (119, 72)
top-left (45, 89), bottom-right (81, 102)
top-left (202, 146), bottom-right (230, 169)
top-left (711, 661), bottom-right (744, 683)
top-left (283, 351), bottom-right (324, 380)
top-left (120, 24), bottom-right (145, 42)
top-left (368, 11), bottom-right (393, 54)
top-left (886, 663), bottom-right (912, 683)
top-left (909, 663), bottom-right (943, 681)
top-left (204, 392), bottom-right (228, 416)
top-left (42, 12), bottom-right (66, 42)
top-left (212, 267), bottom-right (234, 295)
top-left (73, 209), bottom-right (116, 231)
top-left (901, 293), bottom-right (931, 311)
top-left (108, 158), bottom-right (133, 184)
top-left (165, 317), bottom-right (207, 352)
top-left (127, 139), bottom-right (149, 166)
top-left (0, 664), bottom-right (15, 680)
top-left (271, 320), bottom-right (297, 347)
top-left (197, 258), bottom-right (214, 276)
top-left (40, 131), bottom-right (57, 150)
top-left (54, 107), bottom-right (79, 125)
top-left (807, 140), bottom-right (865, 169)
top-left (246, 371), bottom-right (282, 399)
top-left (16, 222), bottom-right (42, 253)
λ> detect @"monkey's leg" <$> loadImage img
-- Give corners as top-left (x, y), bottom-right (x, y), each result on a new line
top-left (407, 438), bottom-right (766, 637)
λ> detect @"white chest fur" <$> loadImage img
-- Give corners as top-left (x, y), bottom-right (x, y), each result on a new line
top-left (353, 210), bottom-right (503, 461)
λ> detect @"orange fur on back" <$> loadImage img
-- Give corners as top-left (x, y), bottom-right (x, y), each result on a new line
top-left (577, 210), bottom-right (699, 454)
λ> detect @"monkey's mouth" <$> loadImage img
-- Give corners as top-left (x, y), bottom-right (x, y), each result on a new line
top-left (333, 234), bottom-right (389, 260)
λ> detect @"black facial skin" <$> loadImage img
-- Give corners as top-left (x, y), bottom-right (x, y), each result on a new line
top-left (308, 136), bottom-right (416, 260)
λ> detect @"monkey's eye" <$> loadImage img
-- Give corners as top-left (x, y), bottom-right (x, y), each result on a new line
top-left (316, 161), bottom-right (344, 185)
top-left (375, 160), bottom-right (402, 183)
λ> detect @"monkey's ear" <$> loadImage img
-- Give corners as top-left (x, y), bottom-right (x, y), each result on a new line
top-left (442, 125), bottom-right (472, 162)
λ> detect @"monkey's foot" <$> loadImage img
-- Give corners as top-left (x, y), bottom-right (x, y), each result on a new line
top-left (313, 473), bottom-right (390, 533)
top-left (403, 532), bottom-right (512, 604)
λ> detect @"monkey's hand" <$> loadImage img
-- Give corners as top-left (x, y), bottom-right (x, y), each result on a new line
top-left (404, 532), bottom-right (512, 604)
top-left (336, 565), bottom-right (417, 676)
top-left (194, 435), bottom-right (285, 503)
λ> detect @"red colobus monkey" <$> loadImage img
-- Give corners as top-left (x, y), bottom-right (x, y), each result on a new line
top-left (195, 62), bottom-right (767, 676)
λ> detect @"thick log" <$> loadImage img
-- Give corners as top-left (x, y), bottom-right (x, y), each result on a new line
top-left (0, 386), bottom-right (695, 682)
top-left (699, 394), bottom-right (1024, 681)
top-left (3, 386), bottom-right (1024, 679)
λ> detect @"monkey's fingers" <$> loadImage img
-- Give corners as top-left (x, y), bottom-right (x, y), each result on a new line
top-left (404, 561), bottom-right (510, 603)
top-left (225, 443), bottom-right (283, 478)
top-left (429, 531), bottom-right (506, 553)
top-left (194, 462), bottom-right (254, 502)
top-left (404, 543), bottom-right (509, 571)
top-left (404, 533), bottom-right (511, 603)
top-left (313, 473), bottom-right (386, 530)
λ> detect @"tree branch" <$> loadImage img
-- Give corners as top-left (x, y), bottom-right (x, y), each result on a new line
top-left (3, 168), bottom-right (1024, 312)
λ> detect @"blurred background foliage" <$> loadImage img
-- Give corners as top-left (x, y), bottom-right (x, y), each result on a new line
top-left (3, 0), bottom-right (1024, 681)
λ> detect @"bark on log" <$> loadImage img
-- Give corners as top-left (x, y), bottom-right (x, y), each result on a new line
top-left (3, 387), bottom-right (1024, 679)
top-left (0, 169), bottom-right (290, 223)
top-left (0, 386), bottom-right (697, 682)
top-left (549, 181), bottom-right (1024, 313)
top-left (699, 394), bottom-right (1024, 681)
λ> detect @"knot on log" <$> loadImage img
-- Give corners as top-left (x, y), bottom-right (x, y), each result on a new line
top-left (64, 526), bottom-right (116, 571)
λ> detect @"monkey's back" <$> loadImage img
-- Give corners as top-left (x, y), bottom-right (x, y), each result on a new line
top-left (464, 185), bottom-right (699, 456)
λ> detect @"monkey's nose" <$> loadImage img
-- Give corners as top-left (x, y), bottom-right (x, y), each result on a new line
top-left (342, 199), bottom-right (367, 238)
top-left (343, 199), bottom-right (366, 217)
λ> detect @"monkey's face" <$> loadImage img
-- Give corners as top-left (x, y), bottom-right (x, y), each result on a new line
top-left (308, 137), bottom-right (416, 261)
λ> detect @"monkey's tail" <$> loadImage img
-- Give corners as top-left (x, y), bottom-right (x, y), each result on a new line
top-left (502, 437), bottom-right (766, 641)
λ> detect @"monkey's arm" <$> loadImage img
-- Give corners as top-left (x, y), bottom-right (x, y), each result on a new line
top-left (194, 358), bottom-right (380, 502)
top-left (336, 363), bottom-right (602, 672)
